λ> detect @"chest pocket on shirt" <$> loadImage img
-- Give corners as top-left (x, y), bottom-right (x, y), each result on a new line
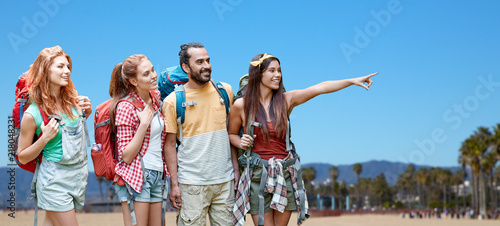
top-left (212, 103), bottom-right (227, 125)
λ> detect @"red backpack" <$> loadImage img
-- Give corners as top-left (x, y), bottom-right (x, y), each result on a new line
top-left (91, 92), bottom-right (159, 186)
top-left (13, 71), bottom-right (48, 172)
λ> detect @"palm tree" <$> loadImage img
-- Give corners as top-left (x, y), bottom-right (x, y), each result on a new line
top-left (414, 168), bottom-right (429, 207)
top-left (494, 165), bottom-right (500, 209)
top-left (302, 167), bottom-right (316, 198)
top-left (353, 163), bottom-right (362, 209)
top-left (493, 123), bottom-right (500, 155)
top-left (339, 181), bottom-right (349, 209)
top-left (474, 127), bottom-right (492, 218)
top-left (330, 166), bottom-right (339, 191)
top-left (358, 177), bottom-right (372, 208)
top-left (436, 169), bottom-right (452, 209)
top-left (459, 139), bottom-right (478, 212)
top-left (483, 151), bottom-right (498, 209)
top-left (371, 173), bottom-right (391, 208)
top-left (459, 126), bottom-right (493, 218)
top-left (96, 176), bottom-right (104, 200)
top-left (330, 166), bottom-right (339, 208)
top-left (491, 124), bottom-right (500, 208)
top-left (396, 164), bottom-right (415, 208)
top-left (458, 153), bottom-right (469, 210)
top-left (452, 169), bottom-right (465, 210)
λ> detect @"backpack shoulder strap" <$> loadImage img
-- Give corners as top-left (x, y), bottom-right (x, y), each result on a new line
top-left (174, 85), bottom-right (198, 125)
top-left (150, 90), bottom-right (162, 110)
top-left (122, 96), bottom-right (144, 111)
top-left (242, 115), bottom-right (261, 160)
top-left (36, 105), bottom-right (51, 138)
top-left (174, 85), bottom-right (186, 124)
top-left (33, 104), bottom-right (49, 226)
top-left (210, 80), bottom-right (231, 115)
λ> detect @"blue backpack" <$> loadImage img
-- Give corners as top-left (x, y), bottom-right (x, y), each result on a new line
top-left (157, 66), bottom-right (190, 100)
top-left (157, 65), bottom-right (231, 136)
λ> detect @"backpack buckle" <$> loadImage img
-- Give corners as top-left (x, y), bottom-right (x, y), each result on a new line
top-left (48, 115), bottom-right (64, 126)
top-left (182, 101), bottom-right (197, 107)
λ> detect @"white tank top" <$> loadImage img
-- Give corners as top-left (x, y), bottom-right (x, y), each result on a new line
top-left (143, 112), bottom-right (164, 171)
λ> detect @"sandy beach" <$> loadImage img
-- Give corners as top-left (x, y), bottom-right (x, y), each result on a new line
top-left (2, 211), bottom-right (498, 226)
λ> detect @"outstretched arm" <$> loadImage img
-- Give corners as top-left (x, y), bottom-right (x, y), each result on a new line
top-left (285, 72), bottom-right (378, 110)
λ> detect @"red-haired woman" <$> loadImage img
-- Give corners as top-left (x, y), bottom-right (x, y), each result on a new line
top-left (17, 46), bottom-right (92, 225)
top-left (230, 53), bottom-right (377, 226)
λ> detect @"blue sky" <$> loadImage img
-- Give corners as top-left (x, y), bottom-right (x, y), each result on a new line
top-left (2, 0), bottom-right (499, 171)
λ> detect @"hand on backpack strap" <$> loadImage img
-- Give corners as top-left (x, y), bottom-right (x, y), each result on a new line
top-left (240, 134), bottom-right (256, 150)
top-left (40, 118), bottom-right (59, 142)
top-left (137, 104), bottom-right (154, 126)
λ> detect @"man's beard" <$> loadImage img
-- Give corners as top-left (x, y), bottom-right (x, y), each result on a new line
top-left (189, 66), bottom-right (211, 85)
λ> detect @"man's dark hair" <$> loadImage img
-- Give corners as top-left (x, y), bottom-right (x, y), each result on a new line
top-left (179, 42), bottom-right (205, 70)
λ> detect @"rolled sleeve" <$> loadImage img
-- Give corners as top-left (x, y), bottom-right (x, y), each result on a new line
top-left (162, 94), bottom-right (178, 134)
top-left (115, 101), bottom-right (139, 159)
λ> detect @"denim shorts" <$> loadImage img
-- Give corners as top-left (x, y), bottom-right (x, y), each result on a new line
top-left (115, 169), bottom-right (163, 203)
top-left (37, 158), bottom-right (88, 212)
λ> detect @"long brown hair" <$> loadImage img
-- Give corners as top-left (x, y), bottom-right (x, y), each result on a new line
top-left (28, 46), bottom-right (79, 118)
top-left (244, 54), bottom-right (288, 140)
top-left (109, 54), bottom-right (148, 133)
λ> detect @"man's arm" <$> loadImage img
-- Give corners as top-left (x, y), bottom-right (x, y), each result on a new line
top-left (164, 133), bottom-right (181, 209)
top-left (231, 145), bottom-right (240, 190)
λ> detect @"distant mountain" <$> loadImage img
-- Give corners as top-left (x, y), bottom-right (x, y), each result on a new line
top-left (0, 167), bottom-right (113, 209)
top-left (302, 160), bottom-right (462, 186)
top-left (0, 160), bottom-right (463, 208)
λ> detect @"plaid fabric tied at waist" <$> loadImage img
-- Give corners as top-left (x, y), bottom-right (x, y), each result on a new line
top-left (265, 157), bottom-right (288, 212)
top-left (232, 153), bottom-right (310, 225)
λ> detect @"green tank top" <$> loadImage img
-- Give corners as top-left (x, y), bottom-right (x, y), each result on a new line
top-left (24, 102), bottom-right (80, 161)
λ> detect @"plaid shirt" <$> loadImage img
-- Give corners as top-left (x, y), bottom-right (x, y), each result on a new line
top-left (233, 153), bottom-right (310, 225)
top-left (265, 157), bottom-right (287, 212)
top-left (114, 90), bottom-right (168, 193)
top-left (233, 167), bottom-right (253, 225)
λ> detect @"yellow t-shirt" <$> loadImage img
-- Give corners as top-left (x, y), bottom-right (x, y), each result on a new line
top-left (163, 82), bottom-right (234, 185)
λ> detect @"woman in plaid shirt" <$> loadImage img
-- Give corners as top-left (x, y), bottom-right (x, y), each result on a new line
top-left (109, 54), bottom-right (168, 226)
top-left (229, 53), bottom-right (377, 226)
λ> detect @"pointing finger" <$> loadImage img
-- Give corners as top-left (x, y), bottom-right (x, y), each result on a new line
top-left (367, 72), bottom-right (378, 78)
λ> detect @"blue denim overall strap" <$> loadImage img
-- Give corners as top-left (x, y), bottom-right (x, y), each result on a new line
top-left (60, 115), bottom-right (88, 165)
top-left (82, 111), bottom-right (91, 147)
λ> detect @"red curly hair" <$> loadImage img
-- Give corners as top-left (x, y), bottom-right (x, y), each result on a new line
top-left (28, 46), bottom-right (79, 118)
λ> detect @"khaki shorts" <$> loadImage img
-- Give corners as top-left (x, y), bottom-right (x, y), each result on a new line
top-left (249, 167), bottom-right (297, 214)
top-left (177, 180), bottom-right (234, 226)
